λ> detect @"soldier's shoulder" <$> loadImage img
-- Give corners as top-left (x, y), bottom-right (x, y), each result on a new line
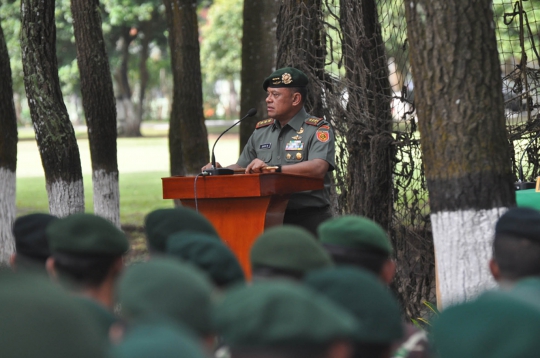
top-left (305, 117), bottom-right (329, 128)
top-left (255, 118), bottom-right (275, 129)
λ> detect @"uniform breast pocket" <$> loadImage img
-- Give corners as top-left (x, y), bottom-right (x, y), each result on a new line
top-left (256, 150), bottom-right (272, 163)
top-left (285, 150), bottom-right (305, 163)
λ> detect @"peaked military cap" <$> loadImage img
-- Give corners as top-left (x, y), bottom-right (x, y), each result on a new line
top-left (305, 267), bottom-right (403, 344)
top-left (46, 213), bottom-right (128, 255)
top-left (12, 213), bottom-right (57, 260)
top-left (495, 207), bottom-right (540, 243)
top-left (117, 258), bottom-right (214, 336)
top-left (213, 281), bottom-right (358, 347)
top-left (318, 215), bottom-right (393, 255)
top-left (432, 291), bottom-right (540, 358)
top-left (263, 67), bottom-right (309, 91)
top-left (166, 231), bottom-right (244, 288)
top-left (250, 225), bottom-right (333, 276)
top-left (144, 207), bottom-right (220, 252)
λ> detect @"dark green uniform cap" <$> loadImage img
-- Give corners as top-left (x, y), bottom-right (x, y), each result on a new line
top-left (111, 320), bottom-right (206, 358)
top-left (46, 213), bottom-right (128, 255)
top-left (304, 267), bottom-right (403, 344)
top-left (495, 207), bottom-right (540, 242)
top-left (213, 281), bottom-right (358, 347)
top-left (12, 213), bottom-right (57, 260)
top-left (432, 291), bottom-right (540, 358)
top-left (166, 231), bottom-right (244, 288)
top-left (144, 207), bottom-right (220, 252)
top-left (117, 258), bottom-right (214, 336)
top-left (250, 225), bottom-right (333, 275)
top-left (0, 271), bottom-right (108, 358)
top-left (262, 67), bottom-right (309, 91)
top-left (318, 215), bottom-right (393, 255)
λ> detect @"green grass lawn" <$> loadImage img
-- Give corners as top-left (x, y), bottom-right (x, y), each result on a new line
top-left (16, 125), bottom-right (240, 227)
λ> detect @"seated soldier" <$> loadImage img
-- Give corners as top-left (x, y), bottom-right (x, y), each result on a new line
top-left (489, 207), bottom-right (540, 288)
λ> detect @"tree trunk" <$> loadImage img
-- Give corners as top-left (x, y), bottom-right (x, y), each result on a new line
top-left (136, 24), bottom-right (150, 126)
top-left (340, 0), bottom-right (394, 231)
top-left (239, 0), bottom-right (280, 152)
top-left (71, 0), bottom-right (120, 227)
top-left (20, 0), bottom-right (85, 217)
top-left (275, 0), bottom-right (325, 117)
top-left (0, 22), bottom-right (17, 263)
top-left (116, 29), bottom-right (140, 137)
top-left (405, 0), bottom-right (515, 307)
top-left (164, 0), bottom-right (209, 176)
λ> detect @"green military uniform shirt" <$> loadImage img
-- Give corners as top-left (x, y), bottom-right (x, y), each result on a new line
top-left (237, 107), bottom-right (336, 210)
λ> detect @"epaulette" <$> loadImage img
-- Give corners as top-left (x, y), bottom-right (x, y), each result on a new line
top-left (255, 118), bottom-right (274, 129)
top-left (305, 117), bottom-right (325, 127)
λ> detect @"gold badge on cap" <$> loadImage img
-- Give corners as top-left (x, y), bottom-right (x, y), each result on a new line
top-left (296, 153), bottom-right (302, 160)
top-left (286, 153), bottom-right (292, 160)
top-left (282, 73), bottom-right (292, 85)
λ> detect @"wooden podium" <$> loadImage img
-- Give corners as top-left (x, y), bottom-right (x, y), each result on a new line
top-left (162, 173), bottom-right (323, 277)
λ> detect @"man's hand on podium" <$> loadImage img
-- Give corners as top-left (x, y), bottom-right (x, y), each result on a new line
top-left (201, 162), bottom-right (222, 172)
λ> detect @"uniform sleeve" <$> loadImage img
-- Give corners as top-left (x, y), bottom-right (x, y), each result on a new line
top-left (307, 124), bottom-right (336, 171)
top-left (237, 134), bottom-right (257, 167)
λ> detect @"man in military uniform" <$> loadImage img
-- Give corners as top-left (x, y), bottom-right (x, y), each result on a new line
top-left (203, 67), bottom-right (336, 235)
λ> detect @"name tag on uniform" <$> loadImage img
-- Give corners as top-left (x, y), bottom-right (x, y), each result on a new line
top-left (260, 143), bottom-right (271, 149)
top-left (285, 141), bottom-right (304, 150)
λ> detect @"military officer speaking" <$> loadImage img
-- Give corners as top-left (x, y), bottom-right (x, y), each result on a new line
top-left (202, 67), bottom-right (336, 235)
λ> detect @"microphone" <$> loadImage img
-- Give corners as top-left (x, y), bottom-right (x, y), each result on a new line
top-left (203, 108), bottom-right (257, 176)
top-left (515, 130), bottom-right (540, 190)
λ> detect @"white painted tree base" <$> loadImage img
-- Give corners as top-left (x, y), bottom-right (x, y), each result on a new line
top-left (431, 207), bottom-right (507, 308)
top-left (0, 168), bottom-right (16, 264)
top-left (93, 169), bottom-right (120, 228)
top-left (47, 179), bottom-right (85, 217)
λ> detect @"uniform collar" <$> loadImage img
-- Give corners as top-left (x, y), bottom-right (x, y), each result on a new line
top-left (273, 107), bottom-right (310, 131)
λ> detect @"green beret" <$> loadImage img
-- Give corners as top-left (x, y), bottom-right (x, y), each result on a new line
top-left (46, 213), bottom-right (128, 255)
top-left (111, 320), bottom-right (206, 358)
top-left (432, 291), bottom-right (540, 358)
top-left (262, 67), bottom-right (309, 91)
top-left (495, 207), bottom-right (540, 242)
top-left (304, 267), bottom-right (403, 344)
top-left (250, 225), bottom-right (333, 276)
top-left (213, 281), bottom-right (358, 347)
top-left (144, 207), bottom-right (220, 252)
top-left (166, 231), bottom-right (244, 288)
top-left (117, 258), bottom-right (214, 336)
top-left (318, 215), bottom-right (393, 255)
top-left (12, 213), bottom-right (57, 260)
top-left (0, 271), bottom-right (107, 357)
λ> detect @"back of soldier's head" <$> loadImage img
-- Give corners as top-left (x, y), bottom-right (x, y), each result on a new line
top-left (144, 207), bottom-right (220, 253)
top-left (493, 207), bottom-right (540, 281)
top-left (318, 216), bottom-right (393, 275)
top-left (250, 225), bottom-right (333, 280)
top-left (46, 213), bottom-right (129, 288)
top-left (11, 213), bottom-right (57, 272)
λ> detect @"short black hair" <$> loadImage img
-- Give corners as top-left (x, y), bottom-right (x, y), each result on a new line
top-left (323, 244), bottom-right (389, 275)
top-left (52, 252), bottom-right (120, 288)
top-left (231, 345), bottom-right (329, 358)
top-left (353, 342), bottom-right (391, 358)
top-left (493, 233), bottom-right (540, 280)
top-left (289, 86), bottom-right (308, 104)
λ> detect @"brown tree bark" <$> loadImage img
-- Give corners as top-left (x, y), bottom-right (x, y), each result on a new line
top-left (164, 0), bottom-right (209, 176)
top-left (340, 0), bottom-right (394, 231)
top-left (20, 0), bottom-right (85, 217)
top-left (275, 0), bottom-right (325, 117)
top-left (406, 0), bottom-right (515, 307)
top-left (0, 22), bottom-right (17, 263)
top-left (71, 0), bottom-right (120, 227)
top-left (239, 0), bottom-right (280, 152)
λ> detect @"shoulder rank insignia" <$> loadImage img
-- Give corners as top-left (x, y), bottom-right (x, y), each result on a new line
top-left (305, 117), bottom-right (324, 127)
top-left (255, 118), bottom-right (274, 129)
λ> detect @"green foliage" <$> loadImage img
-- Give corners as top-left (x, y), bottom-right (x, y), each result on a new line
top-left (411, 301), bottom-right (439, 331)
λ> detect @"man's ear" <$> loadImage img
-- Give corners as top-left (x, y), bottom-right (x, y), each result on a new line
top-left (9, 254), bottom-right (16, 271)
top-left (46, 257), bottom-right (58, 280)
top-left (292, 92), bottom-right (302, 106)
top-left (489, 258), bottom-right (502, 282)
top-left (380, 259), bottom-right (396, 285)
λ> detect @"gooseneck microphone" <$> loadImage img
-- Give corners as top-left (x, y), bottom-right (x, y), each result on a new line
top-left (203, 108), bottom-right (257, 176)
top-left (515, 130), bottom-right (540, 190)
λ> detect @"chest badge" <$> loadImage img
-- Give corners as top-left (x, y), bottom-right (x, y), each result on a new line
top-left (286, 153), bottom-right (292, 160)
top-left (297, 127), bottom-right (304, 134)
top-left (291, 135), bottom-right (302, 140)
top-left (296, 153), bottom-right (302, 160)
top-left (285, 141), bottom-right (304, 150)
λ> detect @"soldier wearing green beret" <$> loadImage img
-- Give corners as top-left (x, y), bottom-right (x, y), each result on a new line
top-left (489, 207), bottom-right (540, 288)
top-left (166, 231), bottom-right (244, 289)
top-left (45, 213), bottom-right (129, 337)
top-left (202, 67), bottom-right (336, 235)
top-left (213, 281), bottom-right (357, 358)
top-left (10, 213), bottom-right (57, 273)
top-left (250, 225), bottom-right (333, 280)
